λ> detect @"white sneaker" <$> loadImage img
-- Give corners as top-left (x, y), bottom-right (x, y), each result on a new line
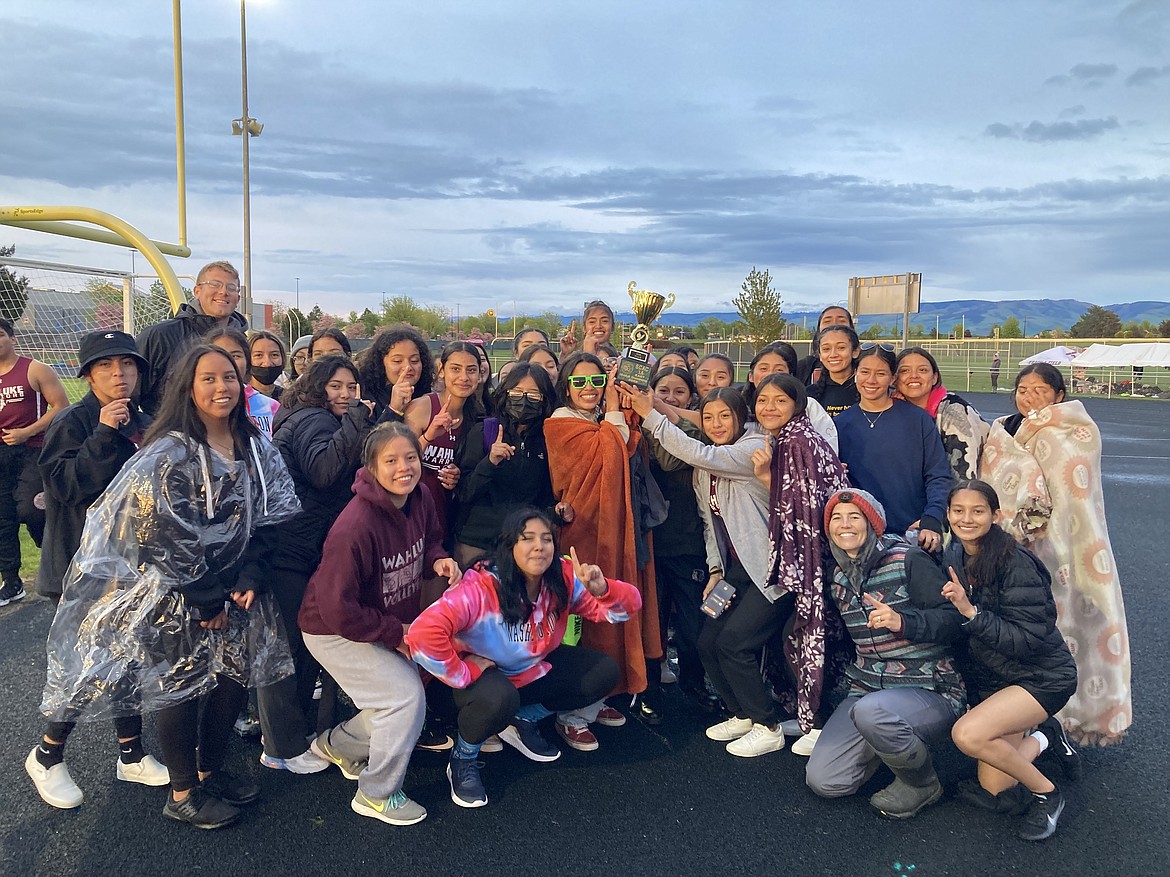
top-left (26, 748), bottom-right (83, 809)
top-left (726, 723), bottom-right (787, 757)
top-left (790, 729), bottom-right (821, 757)
top-left (259, 749), bottom-right (332, 774)
top-left (480, 734), bottom-right (504, 753)
top-left (116, 754), bottom-right (170, 786)
top-left (705, 716), bottom-right (754, 741)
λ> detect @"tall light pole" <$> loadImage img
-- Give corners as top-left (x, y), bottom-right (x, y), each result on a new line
top-left (232, 0), bottom-right (263, 325)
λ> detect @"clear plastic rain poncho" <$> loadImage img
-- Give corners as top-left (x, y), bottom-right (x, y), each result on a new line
top-left (40, 432), bottom-right (302, 722)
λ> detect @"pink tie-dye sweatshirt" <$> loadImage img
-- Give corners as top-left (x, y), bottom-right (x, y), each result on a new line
top-left (406, 557), bottom-right (641, 689)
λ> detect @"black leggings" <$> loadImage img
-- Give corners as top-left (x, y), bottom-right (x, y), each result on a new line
top-left (155, 679), bottom-right (247, 792)
top-left (428, 646), bottom-right (618, 744)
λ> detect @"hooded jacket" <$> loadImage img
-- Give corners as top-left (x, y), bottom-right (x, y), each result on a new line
top-left (298, 468), bottom-right (447, 650)
top-left (135, 302), bottom-right (248, 415)
top-left (271, 401), bottom-right (374, 571)
top-left (35, 392), bottom-right (151, 598)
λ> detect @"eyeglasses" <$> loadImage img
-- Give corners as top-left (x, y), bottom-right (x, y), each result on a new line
top-left (507, 390), bottom-right (543, 402)
top-left (860, 342), bottom-right (895, 352)
top-left (567, 374), bottom-right (607, 389)
top-left (196, 279), bottom-right (241, 294)
top-left (292, 352), bottom-right (308, 364)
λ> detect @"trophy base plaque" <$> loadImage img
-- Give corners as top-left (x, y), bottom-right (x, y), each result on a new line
top-left (615, 346), bottom-right (653, 389)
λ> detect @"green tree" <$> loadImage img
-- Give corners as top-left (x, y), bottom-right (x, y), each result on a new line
top-left (732, 267), bottom-right (785, 345)
top-left (1069, 305), bottom-right (1121, 338)
top-left (1000, 316), bottom-right (1024, 339)
top-left (145, 279), bottom-right (183, 317)
top-left (693, 316), bottom-right (729, 340)
top-left (307, 304), bottom-right (324, 326)
top-left (381, 295), bottom-right (422, 326)
top-left (860, 323), bottom-right (888, 340)
top-left (951, 323), bottom-right (964, 339)
top-left (1159, 319), bottom-right (1170, 338)
top-left (0, 246), bottom-right (30, 324)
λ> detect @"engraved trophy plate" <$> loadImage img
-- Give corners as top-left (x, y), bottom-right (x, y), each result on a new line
top-left (616, 281), bottom-right (675, 389)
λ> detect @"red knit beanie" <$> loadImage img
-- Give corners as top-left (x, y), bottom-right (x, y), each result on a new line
top-left (824, 488), bottom-right (887, 537)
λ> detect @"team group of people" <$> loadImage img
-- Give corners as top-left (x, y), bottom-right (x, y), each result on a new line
top-left (8, 263), bottom-right (1132, 842)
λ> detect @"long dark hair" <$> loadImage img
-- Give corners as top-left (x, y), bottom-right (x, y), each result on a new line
top-left (649, 365), bottom-right (697, 400)
top-left (280, 354), bottom-right (358, 414)
top-left (949, 480), bottom-right (1017, 600)
top-left (489, 508), bottom-right (569, 625)
top-left (439, 341), bottom-right (487, 418)
top-left (1014, 363), bottom-right (1067, 399)
top-left (555, 351), bottom-right (605, 409)
top-left (745, 342), bottom-right (799, 408)
top-left (204, 326), bottom-right (252, 380)
top-left (144, 345), bottom-right (260, 455)
top-left (512, 327), bottom-right (550, 355)
top-left (356, 324), bottom-right (434, 407)
top-left (518, 343), bottom-right (560, 374)
top-left (754, 373), bottom-right (808, 420)
top-left (699, 386), bottom-right (749, 443)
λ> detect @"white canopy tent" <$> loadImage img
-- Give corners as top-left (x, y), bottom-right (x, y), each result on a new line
top-left (1074, 342), bottom-right (1170, 368)
top-left (1019, 345), bottom-right (1078, 366)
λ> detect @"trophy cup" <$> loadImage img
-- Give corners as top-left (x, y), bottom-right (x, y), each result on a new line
top-left (616, 280), bottom-right (675, 388)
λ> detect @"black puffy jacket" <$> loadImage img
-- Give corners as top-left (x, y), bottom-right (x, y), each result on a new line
top-left (940, 540), bottom-right (1076, 697)
top-left (271, 401), bottom-right (373, 571)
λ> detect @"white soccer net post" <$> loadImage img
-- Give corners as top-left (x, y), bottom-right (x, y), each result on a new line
top-left (0, 255), bottom-right (183, 377)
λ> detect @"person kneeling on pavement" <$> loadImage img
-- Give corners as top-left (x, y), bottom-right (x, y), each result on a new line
top-left (299, 422), bottom-right (461, 827)
top-left (405, 507), bottom-right (641, 808)
top-left (806, 489), bottom-right (967, 819)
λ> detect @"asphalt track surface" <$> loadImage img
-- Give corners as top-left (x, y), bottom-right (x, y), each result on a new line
top-left (0, 393), bottom-right (1166, 877)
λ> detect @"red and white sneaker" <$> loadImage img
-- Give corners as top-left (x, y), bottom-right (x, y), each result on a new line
top-left (595, 705), bottom-right (626, 727)
top-left (555, 721), bottom-right (599, 752)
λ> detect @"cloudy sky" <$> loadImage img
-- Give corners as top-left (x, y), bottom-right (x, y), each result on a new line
top-left (1, 0), bottom-right (1167, 318)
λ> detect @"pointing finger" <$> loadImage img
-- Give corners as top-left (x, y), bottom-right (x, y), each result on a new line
top-left (496, 424), bottom-right (505, 444)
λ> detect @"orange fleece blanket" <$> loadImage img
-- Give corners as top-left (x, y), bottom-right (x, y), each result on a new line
top-left (545, 414), bottom-right (662, 695)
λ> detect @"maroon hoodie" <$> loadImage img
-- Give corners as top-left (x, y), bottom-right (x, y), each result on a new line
top-left (299, 466), bottom-right (448, 649)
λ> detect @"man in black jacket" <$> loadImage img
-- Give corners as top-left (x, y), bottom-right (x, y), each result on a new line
top-left (26, 330), bottom-right (168, 810)
top-left (135, 260), bottom-right (248, 415)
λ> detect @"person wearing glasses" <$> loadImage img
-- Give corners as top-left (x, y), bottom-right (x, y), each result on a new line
top-left (451, 362), bottom-right (569, 569)
top-left (286, 336), bottom-right (311, 384)
top-left (980, 364), bottom-right (1131, 748)
top-left (136, 261), bottom-right (249, 415)
top-left (835, 344), bottom-right (953, 553)
top-left (543, 352), bottom-right (663, 750)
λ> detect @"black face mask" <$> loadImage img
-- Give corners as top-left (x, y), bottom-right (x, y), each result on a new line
top-left (504, 396), bottom-right (543, 423)
top-left (251, 364), bottom-right (284, 385)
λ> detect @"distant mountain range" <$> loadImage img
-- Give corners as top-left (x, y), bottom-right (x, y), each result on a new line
top-left (593, 300), bottom-right (1170, 336)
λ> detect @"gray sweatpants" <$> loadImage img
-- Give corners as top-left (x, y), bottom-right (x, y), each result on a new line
top-left (805, 688), bottom-right (957, 798)
top-left (303, 633), bottom-right (425, 799)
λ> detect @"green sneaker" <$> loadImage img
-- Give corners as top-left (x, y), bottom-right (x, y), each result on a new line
top-left (350, 789), bottom-right (427, 826)
top-left (311, 733), bottom-right (366, 781)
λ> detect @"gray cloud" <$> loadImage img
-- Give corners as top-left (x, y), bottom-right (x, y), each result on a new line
top-left (1045, 62), bottom-right (1119, 87)
top-left (982, 117), bottom-right (1120, 142)
top-left (1126, 65), bottom-right (1170, 86)
top-left (1058, 105), bottom-right (1086, 118)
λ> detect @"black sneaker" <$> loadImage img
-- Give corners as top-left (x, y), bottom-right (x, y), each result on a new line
top-left (1039, 717), bottom-right (1082, 781)
top-left (681, 684), bottom-right (723, 715)
top-left (416, 727), bottom-right (454, 752)
top-left (1018, 786), bottom-right (1065, 842)
top-left (498, 719), bottom-right (561, 762)
top-left (447, 758), bottom-right (488, 808)
top-left (634, 692), bottom-right (663, 726)
top-left (200, 771), bottom-right (260, 806)
top-left (0, 580), bottom-right (26, 607)
top-left (163, 787), bottom-right (240, 829)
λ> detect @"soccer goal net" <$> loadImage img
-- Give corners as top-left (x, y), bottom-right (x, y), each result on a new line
top-left (0, 255), bottom-right (183, 377)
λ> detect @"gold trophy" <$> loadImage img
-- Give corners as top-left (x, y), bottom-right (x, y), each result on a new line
top-left (616, 280), bottom-right (675, 388)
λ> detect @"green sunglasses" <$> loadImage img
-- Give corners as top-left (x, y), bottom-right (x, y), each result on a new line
top-left (567, 374), bottom-right (607, 389)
